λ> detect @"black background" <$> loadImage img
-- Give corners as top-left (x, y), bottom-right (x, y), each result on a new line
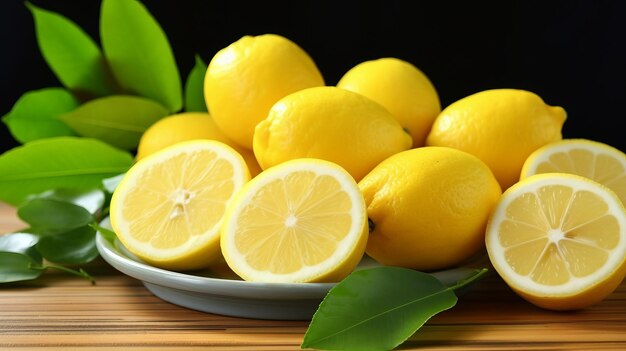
top-left (1, 0), bottom-right (625, 152)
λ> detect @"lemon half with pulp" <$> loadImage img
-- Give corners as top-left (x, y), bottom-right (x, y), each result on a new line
top-left (486, 172), bottom-right (626, 310)
top-left (521, 138), bottom-right (626, 205)
top-left (220, 158), bottom-right (368, 283)
top-left (110, 140), bottom-right (250, 271)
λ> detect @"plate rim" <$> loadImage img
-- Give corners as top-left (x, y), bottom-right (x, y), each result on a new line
top-left (95, 216), bottom-right (485, 302)
top-left (95, 231), bottom-right (336, 300)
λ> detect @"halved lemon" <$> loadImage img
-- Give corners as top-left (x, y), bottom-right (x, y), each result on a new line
top-left (220, 158), bottom-right (368, 283)
top-left (486, 173), bottom-right (626, 310)
top-left (110, 140), bottom-right (250, 271)
top-left (521, 138), bottom-right (626, 205)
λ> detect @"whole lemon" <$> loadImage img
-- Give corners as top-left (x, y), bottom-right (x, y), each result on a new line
top-left (426, 89), bottom-right (566, 190)
top-left (337, 57), bottom-right (441, 147)
top-left (204, 34), bottom-right (325, 149)
top-left (359, 146), bottom-right (502, 271)
top-left (253, 86), bottom-right (412, 181)
top-left (136, 112), bottom-right (262, 177)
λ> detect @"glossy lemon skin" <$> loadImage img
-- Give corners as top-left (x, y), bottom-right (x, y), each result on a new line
top-left (204, 34), bottom-right (325, 150)
top-left (337, 57), bottom-right (441, 147)
top-left (253, 86), bottom-right (413, 182)
top-left (359, 146), bottom-right (502, 271)
top-left (426, 89), bottom-right (566, 190)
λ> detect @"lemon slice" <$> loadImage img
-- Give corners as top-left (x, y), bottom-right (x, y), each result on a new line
top-left (220, 158), bottom-right (368, 283)
top-left (486, 173), bottom-right (626, 310)
top-left (521, 138), bottom-right (626, 205)
top-left (110, 140), bottom-right (250, 271)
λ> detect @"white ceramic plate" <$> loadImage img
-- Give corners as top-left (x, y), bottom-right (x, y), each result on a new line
top-left (95, 218), bottom-right (480, 320)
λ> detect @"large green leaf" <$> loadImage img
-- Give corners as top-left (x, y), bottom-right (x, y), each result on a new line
top-left (2, 88), bottom-right (78, 144)
top-left (100, 0), bottom-right (182, 112)
top-left (302, 267), bottom-right (459, 351)
top-left (184, 55), bottom-right (208, 112)
top-left (26, 2), bottom-right (114, 98)
top-left (0, 137), bottom-right (133, 206)
top-left (60, 95), bottom-right (169, 150)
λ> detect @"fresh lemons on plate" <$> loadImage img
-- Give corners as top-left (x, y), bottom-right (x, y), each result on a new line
top-left (521, 138), bottom-right (626, 205)
top-left (110, 140), bottom-right (251, 271)
top-left (204, 34), bottom-right (325, 149)
top-left (136, 112), bottom-right (262, 177)
top-left (358, 146), bottom-right (502, 271)
top-left (426, 88), bottom-right (567, 190)
top-left (220, 158), bottom-right (368, 283)
top-left (253, 86), bottom-right (413, 181)
top-left (337, 57), bottom-right (441, 147)
top-left (486, 172), bottom-right (626, 310)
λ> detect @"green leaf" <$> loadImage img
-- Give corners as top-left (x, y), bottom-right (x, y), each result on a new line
top-left (100, 0), bottom-right (182, 112)
top-left (2, 88), bottom-right (78, 143)
top-left (37, 226), bottom-right (98, 264)
top-left (184, 55), bottom-right (208, 112)
top-left (0, 252), bottom-right (44, 283)
top-left (302, 267), bottom-right (459, 351)
top-left (59, 95), bottom-right (169, 150)
top-left (18, 198), bottom-right (93, 234)
top-left (90, 223), bottom-right (117, 243)
top-left (26, 2), bottom-right (114, 98)
top-left (0, 233), bottom-right (41, 262)
top-left (0, 137), bottom-right (134, 206)
top-left (0, 233), bottom-right (44, 283)
top-left (31, 188), bottom-right (106, 216)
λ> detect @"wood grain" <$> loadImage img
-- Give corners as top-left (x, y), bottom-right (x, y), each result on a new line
top-left (0, 202), bottom-right (625, 350)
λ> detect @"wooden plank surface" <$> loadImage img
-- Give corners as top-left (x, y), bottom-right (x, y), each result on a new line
top-left (0, 202), bottom-right (625, 350)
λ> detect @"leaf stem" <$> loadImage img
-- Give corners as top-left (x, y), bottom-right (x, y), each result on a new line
top-left (449, 268), bottom-right (489, 292)
top-left (93, 205), bottom-right (110, 225)
top-left (30, 263), bottom-right (96, 284)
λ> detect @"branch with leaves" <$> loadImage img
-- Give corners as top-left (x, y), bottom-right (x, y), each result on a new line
top-left (0, 0), bottom-right (206, 283)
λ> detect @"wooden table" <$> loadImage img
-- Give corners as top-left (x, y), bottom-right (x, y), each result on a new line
top-left (1, 202), bottom-right (625, 350)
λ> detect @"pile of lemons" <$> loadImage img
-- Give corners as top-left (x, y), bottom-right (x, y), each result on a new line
top-left (109, 34), bottom-right (626, 311)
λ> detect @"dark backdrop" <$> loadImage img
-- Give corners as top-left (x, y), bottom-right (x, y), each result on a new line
top-left (1, 0), bottom-right (625, 152)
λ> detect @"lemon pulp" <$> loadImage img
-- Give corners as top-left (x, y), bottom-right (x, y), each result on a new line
top-left (221, 158), bottom-right (368, 283)
top-left (486, 173), bottom-right (626, 310)
top-left (110, 140), bottom-right (250, 271)
top-left (521, 138), bottom-right (626, 205)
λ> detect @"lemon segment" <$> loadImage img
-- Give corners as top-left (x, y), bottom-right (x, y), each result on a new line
top-left (110, 140), bottom-right (251, 271)
top-left (486, 173), bottom-right (626, 310)
top-left (520, 138), bottom-right (626, 205)
top-left (220, 158), bottom-right (368, 283)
